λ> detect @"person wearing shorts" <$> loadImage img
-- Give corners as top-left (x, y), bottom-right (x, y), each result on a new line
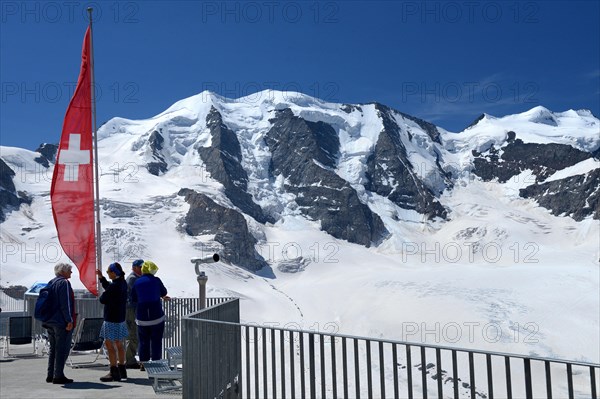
top-left (97, 262), bottom-right (129, 382)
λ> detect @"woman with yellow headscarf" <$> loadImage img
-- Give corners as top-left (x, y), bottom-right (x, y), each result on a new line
top-left (131, 261), bottom-right (170, 363)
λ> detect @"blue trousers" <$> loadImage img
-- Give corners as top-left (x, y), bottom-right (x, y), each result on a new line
top-left (46, 324), bottom-right (73, 378)
top-left (137, 321), bottom-right (165, 361)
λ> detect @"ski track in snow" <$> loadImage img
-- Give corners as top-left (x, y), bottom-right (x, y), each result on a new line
top-left (263, 278), bottom-right (304, 319)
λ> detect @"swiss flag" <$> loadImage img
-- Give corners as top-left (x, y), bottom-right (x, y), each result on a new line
top-left (50, 26), bottom-right (97, 296)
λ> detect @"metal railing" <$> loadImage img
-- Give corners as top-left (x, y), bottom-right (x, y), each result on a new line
top-left (20, 293), bottom-right (231, 343)
top-left (0, 288), bottom-right (25, 312)
top-left (7, 288), bottom-right (599, 398)
top-left (182, 298), bottom-right (241, 399)
top-left (163, 296), bottom-right (234, 354)
top-left (183, 299), bottom-right (599, 399)
top-left (22, 295), bottom-right (103, 336)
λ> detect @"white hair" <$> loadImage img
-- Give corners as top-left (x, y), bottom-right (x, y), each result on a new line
top-left (54, 263), bottom-right (73, 276)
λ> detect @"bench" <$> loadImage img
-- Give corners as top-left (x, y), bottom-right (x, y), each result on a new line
top-left (166, 345), bottom-right (182, 368)
top-left (143, 360), bottom-right (182, 392)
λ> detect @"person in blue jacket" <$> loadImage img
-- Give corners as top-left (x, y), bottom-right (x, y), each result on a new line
top-left (96, 262), bottom-right (129, 382)
top-left (131, 260), bottom-right (170, 364)
top-left (43, 263), bottom-right (76, 385)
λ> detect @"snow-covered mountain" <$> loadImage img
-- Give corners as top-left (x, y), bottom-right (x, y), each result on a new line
top-left (1, 92), bottom-right (599, 368)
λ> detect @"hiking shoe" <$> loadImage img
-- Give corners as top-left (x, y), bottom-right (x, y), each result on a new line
top-left (52, 376), bottom-right (74, 384)
top-left (100, 366), bottom-right (121, 382)
top-left (118, 364), bottom-right (127, 380)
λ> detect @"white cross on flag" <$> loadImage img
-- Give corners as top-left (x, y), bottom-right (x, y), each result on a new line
top-left (50, 26), bottom-right (98, 296)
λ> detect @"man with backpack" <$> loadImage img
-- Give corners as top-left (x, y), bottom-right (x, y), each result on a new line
top-left (42, 263), bottom-right (76, 384)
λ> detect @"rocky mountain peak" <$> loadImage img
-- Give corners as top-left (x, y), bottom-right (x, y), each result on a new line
top-left (1, 93), bottom-right (598, 273)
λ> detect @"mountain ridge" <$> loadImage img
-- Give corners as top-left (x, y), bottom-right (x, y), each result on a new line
top-left (2, 91), bottom-right (599, 366)
top-left (1, 90), bottom-right (598, 267)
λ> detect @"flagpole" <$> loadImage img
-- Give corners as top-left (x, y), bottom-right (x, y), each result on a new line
top-left (87, 7), bottom-right (102, 295)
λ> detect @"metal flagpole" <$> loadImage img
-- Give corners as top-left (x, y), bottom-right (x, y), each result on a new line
top-left (87, 7), bottom-right (102, 295)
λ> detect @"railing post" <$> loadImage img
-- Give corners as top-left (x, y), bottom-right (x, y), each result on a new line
top-left (320, 335), bottom-right (326, 399)
top-left (281, 329), bottom-right (286, 399)
top-left (486, 354), bottom-right (494, 399)
top-left (567, 363), bottom-right (574, 399)
top-left (452, 350), bottom-right (459, 399)
top-left (342, 337), bottom-right (348, 399)
top-left (367, 340), bottom-right (373, 398)
top-left (309, 333), bottom-right (316, 399)
top-left (469, 352), bottom-right (475, 399)
top-left (262, 328), bottom-right (268, 397)
top-left (245, 325), bottom-right (250, 399)
top-left (354, 339), bottom-right (361, 399)
top-left (272, 328), bottom-right (277, 398)
top-left (254, 326), bottom-right (259, 399)
top-left (332, 335), bottom-right (338, 399)
top-left (505, 356), bottom-right (513, 399)
top-left (420, 346), bottom-right (428, 399)
top-left (524, 358), bottom-right (533, 399)
top-left (290, 331), bottom-right (296, 399)
top-left (300, 332), bottom-right (306, 399)
top-left (392, 344), bottom-right (399, 399)
top-left (545, 360), bottom-right (553, 399)
top-left (380, 341), bottom-right (386, 399)
top-left (436, 348), bottom-right (443, 398)
top-left (406, 345), bottom-right (413, 399)
top-left (591, 366), bottom-right (598, 399)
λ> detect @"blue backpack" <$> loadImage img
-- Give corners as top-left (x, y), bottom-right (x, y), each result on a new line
top-left (34, 283), bottom-right (53, 322)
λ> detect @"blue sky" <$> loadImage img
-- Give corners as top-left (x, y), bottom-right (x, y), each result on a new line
top-left (1, 1), bottom-right (599, 150)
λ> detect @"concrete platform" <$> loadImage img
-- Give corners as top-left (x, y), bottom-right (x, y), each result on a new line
top-left (0, 348), bottom-right (182, 399)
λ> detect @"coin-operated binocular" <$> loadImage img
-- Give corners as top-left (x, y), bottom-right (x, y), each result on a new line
top-left (190, 254), bottom-right (220, 309)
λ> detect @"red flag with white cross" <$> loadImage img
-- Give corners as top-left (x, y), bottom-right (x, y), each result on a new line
top-left (50, 26), bottom-right (97, 296)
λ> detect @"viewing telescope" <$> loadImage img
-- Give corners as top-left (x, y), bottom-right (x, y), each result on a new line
top-left (190, 254), bottom-right (219, 310)
top-left (191, 254), bottom-right (220, 277)
top-left (190, 254), bottom-right (220, 264)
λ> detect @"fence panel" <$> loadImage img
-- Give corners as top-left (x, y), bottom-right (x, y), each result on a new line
top-left (0, 288), bottom-right (24, 312)
top-left (163, 297), bottom-right (233, 358)
top-left (232, 324), bottom-right (600, 399)
top-left (183, 298), bottom-right (241, 399)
